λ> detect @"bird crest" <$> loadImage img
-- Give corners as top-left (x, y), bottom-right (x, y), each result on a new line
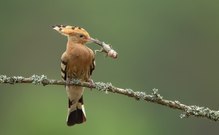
top-left (53, 25), bottom-right (91, 44)
top-left (52, 25), bottom-right (90, 38)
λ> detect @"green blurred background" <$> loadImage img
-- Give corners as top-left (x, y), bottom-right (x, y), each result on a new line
top-left (0, 0), bottom-right (218, 134)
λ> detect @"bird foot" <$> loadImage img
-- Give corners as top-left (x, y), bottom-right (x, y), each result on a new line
top-left (66, 80), bottom-right (71, 86)
top-left (87, 78), bottom-right (95, 90)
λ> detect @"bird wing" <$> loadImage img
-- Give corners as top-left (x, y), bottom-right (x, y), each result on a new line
top-left (61, 52), bottom-right (68, 81)
top-left (88, 48), bottom-right (95, 76)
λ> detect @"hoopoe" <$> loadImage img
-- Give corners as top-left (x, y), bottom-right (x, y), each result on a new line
top-left (53, 25), bottom-right (97, 126)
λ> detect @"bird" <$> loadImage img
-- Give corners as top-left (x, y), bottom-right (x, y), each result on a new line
top-left (53, 25), bottom-right (96, 126)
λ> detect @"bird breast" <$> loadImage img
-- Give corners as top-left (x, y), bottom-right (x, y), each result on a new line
top-left (67, 45), bottom-right (93, 81)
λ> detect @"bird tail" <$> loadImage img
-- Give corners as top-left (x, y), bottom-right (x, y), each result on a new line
top-left (67, 96), bottom-right (86, 126)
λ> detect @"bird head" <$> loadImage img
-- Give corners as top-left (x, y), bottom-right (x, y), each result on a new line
top-left (53, 25), bottom-right (92, 44)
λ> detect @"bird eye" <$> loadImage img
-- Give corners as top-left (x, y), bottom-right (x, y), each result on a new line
top-left (79, 34), bottom-right (84, 38)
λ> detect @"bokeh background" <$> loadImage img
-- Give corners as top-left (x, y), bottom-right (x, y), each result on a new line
top-left (0, 0), bottom-right (218, 134)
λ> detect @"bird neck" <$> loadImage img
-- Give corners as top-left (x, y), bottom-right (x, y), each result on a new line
top-left (66, 38), bottom-right (84, 53)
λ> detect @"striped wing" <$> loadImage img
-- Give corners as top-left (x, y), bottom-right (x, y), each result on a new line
top-left (61, 60), bottom-right (67, 81)
top-left (88, 47), bottom-right (95, 77)
top-left (90, 58), bottom-right (95, 76)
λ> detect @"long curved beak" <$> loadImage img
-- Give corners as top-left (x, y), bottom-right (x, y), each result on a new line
top-left (88, 37), bottom-right (103, 47)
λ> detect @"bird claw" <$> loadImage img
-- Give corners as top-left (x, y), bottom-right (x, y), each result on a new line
top-left (87, 78), bottom-right (95, 90)
top-left (66, 80), bottom-right (71, 86)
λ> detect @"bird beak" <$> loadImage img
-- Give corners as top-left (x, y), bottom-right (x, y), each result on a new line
top-left (88, 37), bottom-right (95, 43)
top-left (88, 37), bottom-right (103, 47)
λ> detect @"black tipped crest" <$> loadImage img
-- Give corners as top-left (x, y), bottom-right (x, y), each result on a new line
top-left (53, 24), bottom-right (90, 38)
